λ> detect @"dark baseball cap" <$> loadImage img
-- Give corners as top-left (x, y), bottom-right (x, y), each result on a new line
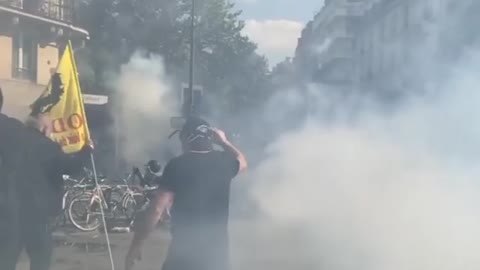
top-left (168, 116), bottom-right (211, 139)
top-left (181, 116), bottom-right (210, 134)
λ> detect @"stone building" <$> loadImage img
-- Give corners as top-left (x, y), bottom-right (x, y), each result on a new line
top-left (295, 0), bottom-right (369, 86)
top-left (294, 0), bottom-right (459, 98)
top-left (0, 0), bottom-right (89, 119)
top-left (354, 0), bottom-right (449, 97)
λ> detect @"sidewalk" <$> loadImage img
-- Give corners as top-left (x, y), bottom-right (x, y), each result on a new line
top-left (16, 220), bottom-right (316, 270)
top-left (17, 228), bottom-right (170, 270)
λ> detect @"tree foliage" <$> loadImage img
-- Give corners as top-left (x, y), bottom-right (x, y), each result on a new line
top-left (74, 0), bottom-right (271, 115)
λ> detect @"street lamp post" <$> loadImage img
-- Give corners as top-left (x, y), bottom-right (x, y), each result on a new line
top-left (183, 0), bottom-right (195, 117)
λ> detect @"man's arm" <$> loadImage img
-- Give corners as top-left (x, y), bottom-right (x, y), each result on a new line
top-left (220, 140), bottom-right (248, 173)
top-left (212, 128), bottom-right (248, 173)
top-left (126, 189), bottom-right (174, 270)
top-left (133, 189), bottom-right (173, 241)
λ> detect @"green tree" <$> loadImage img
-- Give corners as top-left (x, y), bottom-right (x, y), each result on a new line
top-left (192, 0), bottom-right (271, 114)
top-left (74, 0), bottom-right (271, 115)
top-left (270, 57), bottom-right (296, 87)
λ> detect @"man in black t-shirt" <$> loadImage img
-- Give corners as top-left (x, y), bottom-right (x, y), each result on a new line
top-left (125, 117), bottom-right (247, 270)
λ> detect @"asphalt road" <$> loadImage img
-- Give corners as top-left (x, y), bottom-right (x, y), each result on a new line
top-left (16, 220), bottom-right (317, 270)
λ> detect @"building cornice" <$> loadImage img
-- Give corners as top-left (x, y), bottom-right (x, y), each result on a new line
top-left (0, 5), bottom-right (89, 39)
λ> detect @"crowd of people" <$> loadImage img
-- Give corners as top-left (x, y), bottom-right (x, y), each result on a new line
top-left (0, 87), bottom-right (248, 270)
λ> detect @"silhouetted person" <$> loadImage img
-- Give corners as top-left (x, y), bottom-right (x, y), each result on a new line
top-left (125, 116), bottom-right (248, 270)
top-left (0, 87), bottom-right (35, 270)
top-left (0, 88), bottom-right (90, 270)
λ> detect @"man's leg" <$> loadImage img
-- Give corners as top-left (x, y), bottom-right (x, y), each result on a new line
top-left (25, 221), bottom-right (53, 270)
top-left (0, 218), bottom-right (23, 270)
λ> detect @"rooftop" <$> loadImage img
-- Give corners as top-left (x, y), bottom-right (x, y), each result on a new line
top-left (0, 0), bottom-right (75, 23)
top-left (0, 0), bottom-right (89, 38)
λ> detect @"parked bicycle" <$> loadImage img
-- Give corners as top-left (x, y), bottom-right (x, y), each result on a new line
top-left (67, 171), bottom-right (142, 232)
top-left (54, 168), bottom-right (104, 228)
top-left (64, 161), bottom-right (171, 232)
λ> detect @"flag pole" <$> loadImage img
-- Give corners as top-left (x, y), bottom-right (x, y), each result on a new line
top-left (69, 41), bottom-right (115, 270)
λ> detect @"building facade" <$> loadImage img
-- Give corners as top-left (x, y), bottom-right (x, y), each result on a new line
top-left (0, 0), bottom-right (89, 119)
top-left (294, 20), bottom-right (314, 81)
top-left (295, 0), bottom-right (458, 98)
top-left (354, 0), bottom-right (450, 98)
top-left (295, 0), bottom-right (369, 86)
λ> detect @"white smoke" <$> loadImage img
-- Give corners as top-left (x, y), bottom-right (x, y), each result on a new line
top-left (244, 2), bottom-right (480, 270)
top-left (252, 115), bottom-right (480, 269)
top-left (112, 52), bottom-right (179, 165)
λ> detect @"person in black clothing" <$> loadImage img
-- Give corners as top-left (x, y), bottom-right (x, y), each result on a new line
top-left (125, 117), bottom-right (247, 270)
top-left (134, 160), bottom-right (162, 188)
top-left (0, 88), bottom-right (90, 270)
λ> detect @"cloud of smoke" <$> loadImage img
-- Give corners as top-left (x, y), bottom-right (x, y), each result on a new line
top-left (242, 1), bottom-right (480, 269)
top-left (111, 52), bottom-right (179, 166)
top-left (251, 113), bottom-right (480, 269)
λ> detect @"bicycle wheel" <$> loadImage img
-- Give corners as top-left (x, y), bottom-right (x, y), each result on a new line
top-left (68, 193), bottom-right (102, 232)
top-left (63, 188), bottom-right (83, 210)
top-left (102, 188), bottom-right (124, 228)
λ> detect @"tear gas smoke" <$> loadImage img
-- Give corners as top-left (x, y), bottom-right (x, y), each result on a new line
top-left (100, 2), bottom-right (480, 270)
top-left (111, 52), bottom-right (179, 166)
top-left (244, 2), bottom-right (480, 269)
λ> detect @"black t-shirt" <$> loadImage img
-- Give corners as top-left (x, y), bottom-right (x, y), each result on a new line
top-left (22, 127), bottom-right (66, 217)
top-left (157, 150), bottom-right (239, 270)
top-left (0, 113), bottom-right (85, 219)
top-left (0, 115), bottom-right (65, 220)
top-left (0, 114), bottom-right (26, 227)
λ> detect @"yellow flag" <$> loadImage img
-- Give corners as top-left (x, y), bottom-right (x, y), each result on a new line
top-left (30, 41), bottom-right (91, 153)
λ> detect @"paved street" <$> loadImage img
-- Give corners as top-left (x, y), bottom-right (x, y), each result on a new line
top-left (16, 220), bottom-right (317, 270)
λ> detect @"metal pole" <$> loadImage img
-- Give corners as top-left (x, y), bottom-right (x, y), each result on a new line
top-left (114, 110), bottom-right (120, 172)
top-left (185, 0), bottom-right (195, 117)
top-left (90, 153), bottom-right (115, 270)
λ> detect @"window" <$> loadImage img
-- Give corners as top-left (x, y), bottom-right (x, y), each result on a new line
top-left (404, 3), bottom-right (410, 30)
top-left (12, 32), bottom-right (37, 81)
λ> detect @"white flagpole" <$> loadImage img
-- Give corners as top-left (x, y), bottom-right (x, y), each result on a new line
top-left (90, 152), bottom-right (116, 270)
top-left (70, 41), bottom-right (115, 270)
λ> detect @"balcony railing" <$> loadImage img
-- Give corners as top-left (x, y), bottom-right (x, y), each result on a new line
top-left (0, 0), bottom-right (74, 23)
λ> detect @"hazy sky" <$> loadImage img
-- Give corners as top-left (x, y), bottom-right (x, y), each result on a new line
top-left (234, 0), bottom-right (324, 66)
top-left (235, 0), bottom-right (321, 21)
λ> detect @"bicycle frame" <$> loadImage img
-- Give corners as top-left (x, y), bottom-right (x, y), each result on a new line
top-left (61, 176), bottom-right (95, 210)
top-left (89, 185), bottom-right (111, 210)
